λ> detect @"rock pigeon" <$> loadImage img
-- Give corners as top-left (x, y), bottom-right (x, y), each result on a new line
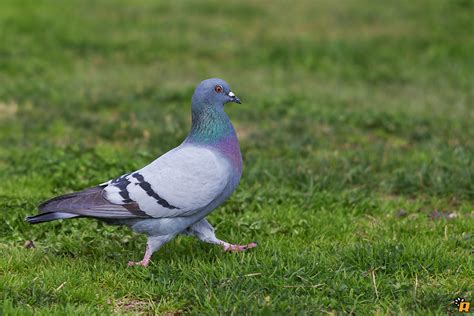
top-left (26, 78), bottom-right (257, 267)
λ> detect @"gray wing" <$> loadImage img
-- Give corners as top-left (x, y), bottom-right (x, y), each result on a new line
top-left (28, 145), bottom-right (231, 224)
top-left (103, 145), bottom-right (231, 218)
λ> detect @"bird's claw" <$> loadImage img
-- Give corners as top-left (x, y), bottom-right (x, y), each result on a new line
top-left (127, 259), bottom-right (150, 267)
top-left (224, 242), bottom-right (257, 252)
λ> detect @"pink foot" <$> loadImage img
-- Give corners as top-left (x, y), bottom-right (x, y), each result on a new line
top-left (127, 259), bottom-right (150, 267)
top-left (128, 245), bottom-right (152, 267)
top-left (224, 242), bottom-right (257, 252)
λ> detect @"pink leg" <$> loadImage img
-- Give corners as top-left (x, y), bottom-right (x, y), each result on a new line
top-left (185, 219), bottom-right (257, 253)
top-left (223, 242), bottom-right (258, 252)
top-left (127, 234), bottom-right (176, 267)
top-left (128, 245), bottom-right (152, 267)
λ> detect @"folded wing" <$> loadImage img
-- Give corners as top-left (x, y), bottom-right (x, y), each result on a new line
top-left (31, 145), bottom-right (230, 222)
top-left (104, 145), bottom-right (230, 218)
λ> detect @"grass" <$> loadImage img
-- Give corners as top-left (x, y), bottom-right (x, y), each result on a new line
top-left (0, 0), bottom-right (473, 314)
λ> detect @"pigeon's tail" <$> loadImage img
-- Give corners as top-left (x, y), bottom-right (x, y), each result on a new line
top-left (25, 185), bottom-right (150, 225)
top-left (25, 186), bottom-right (104, 224)
top-left (26, 212), bottom-right (80, 224)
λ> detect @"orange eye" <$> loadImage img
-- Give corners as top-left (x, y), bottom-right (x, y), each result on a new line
top-left (215, 85), bottom-right (223, 93)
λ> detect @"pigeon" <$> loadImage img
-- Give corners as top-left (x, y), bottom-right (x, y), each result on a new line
top-left (26, 78), bottom-right (257, 267)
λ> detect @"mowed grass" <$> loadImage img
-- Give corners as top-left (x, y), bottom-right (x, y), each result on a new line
top-left (0, 0), bottom-right (473, 314)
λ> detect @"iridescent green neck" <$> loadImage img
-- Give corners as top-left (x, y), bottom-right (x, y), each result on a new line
top-left (185, 105), bottom-right (242, 172)
top-left (186, 107), bottom-right (236, 144)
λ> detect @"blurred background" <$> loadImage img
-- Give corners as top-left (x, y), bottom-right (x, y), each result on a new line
top-left (0, 0), bottom-right (473, 314)
top-left (0, 0), bottom-right (472, 198)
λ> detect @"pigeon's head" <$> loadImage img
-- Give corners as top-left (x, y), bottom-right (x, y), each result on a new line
top-left (192, 78), bottom-right (241, 111)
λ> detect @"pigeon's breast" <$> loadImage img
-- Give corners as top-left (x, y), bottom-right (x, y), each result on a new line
top-left (214, 135), bottom-right (242, 175)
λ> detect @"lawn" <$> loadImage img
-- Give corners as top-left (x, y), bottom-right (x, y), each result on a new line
top-left (0, 0), bottom-right (473, 314)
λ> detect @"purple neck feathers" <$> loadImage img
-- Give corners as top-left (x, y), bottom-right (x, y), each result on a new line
top-left (185, 108), bottom-right (242, 172)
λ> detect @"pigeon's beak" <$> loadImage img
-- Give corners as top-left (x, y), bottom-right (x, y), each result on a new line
top-left (227, 91), bottom-right (241, 104)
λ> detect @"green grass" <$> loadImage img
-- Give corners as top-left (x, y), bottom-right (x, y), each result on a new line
top-left (1, 0), bottom-right (473, 314)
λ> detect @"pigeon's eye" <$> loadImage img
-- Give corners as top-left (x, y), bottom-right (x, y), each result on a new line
top-left (214, 85), bottom-right (223, 93)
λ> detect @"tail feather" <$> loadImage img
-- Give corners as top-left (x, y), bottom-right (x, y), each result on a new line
top-left (26, 212), bottom-right (80, 224)
top-left (26, 185), bottom-right (148, 225)
top-left (38, 186), bottom-right (106, 213)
